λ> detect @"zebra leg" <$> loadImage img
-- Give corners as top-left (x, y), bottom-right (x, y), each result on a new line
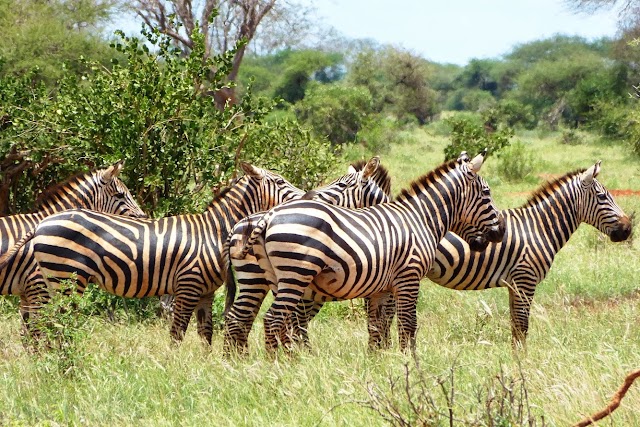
top-left (394, 283), bottom-right (420, 352)
top-left (170, 288), bottom-right (201, 342)
top-left (263, 287), bottom-right (305, 352)
top-left (223, 284), bottom-right (271, 353)
top-left (287, 299), bottom-right (323, 348)
top-left (20, 270), bottom-right (52, 343)
top-left (508, 282), bottom-right (535, 350)
top-left (195, 293), bottom-right (215, 345)
top-left (366, 291), bottom-right (395, 349)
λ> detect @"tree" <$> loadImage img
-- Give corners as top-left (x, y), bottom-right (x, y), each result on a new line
top-left (131, 0), bottom-right (312, 104)
top-left (0, 27), bottom-right (336, 216)
top-left (0, 0), bottom-right (119, 84)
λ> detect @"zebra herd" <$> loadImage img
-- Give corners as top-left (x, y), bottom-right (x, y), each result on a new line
top-left (0, 154), bottom-right (632, 354)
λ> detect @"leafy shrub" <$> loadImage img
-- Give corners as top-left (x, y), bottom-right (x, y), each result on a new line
top-left (588, 99), bottom-right (632, 139)
top-left (443, 115), bottom-right (513, 161)
top-left (0, 26), bottom-right (335, 217)
top-left (294, 83), bottom-right (373, 145)
top-left (495, 99), bottom-right (537, 129)
top-left (28, 278), bottom-right (93, 376)
top-left (496, 141), bottom-right (536, 182)
top-left (560, 129), bottom-right (584, 146)
top-left (356, 116), bottom-right (416, 155)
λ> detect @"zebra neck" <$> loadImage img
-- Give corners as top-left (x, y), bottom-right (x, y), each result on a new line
top-left (203, 189), bottom-right (256, 236)
top-left (34, 174), bottom-right (96, 214)
top-left (521, 191), bottom-right (580, 251)
top-left (395, 186), bottom-right (457, 242)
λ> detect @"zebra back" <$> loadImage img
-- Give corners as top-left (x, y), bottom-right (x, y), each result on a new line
top-left (231, 156), bottom-right (391, 262)
top-left (0, 161), bottom-right (145, 256)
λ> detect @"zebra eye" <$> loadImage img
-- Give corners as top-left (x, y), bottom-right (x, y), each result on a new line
top-left (114, 192), bottom-right (125, 198)
top-left (337, 182), bottom-right (348, 189)
top-left (482, 189), bottom-right (491, 196)
top-left (596, 192), bottom-right (607, 201)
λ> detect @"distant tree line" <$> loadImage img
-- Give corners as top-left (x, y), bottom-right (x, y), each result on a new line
top-left (3, 0), bottom-right (640, 217)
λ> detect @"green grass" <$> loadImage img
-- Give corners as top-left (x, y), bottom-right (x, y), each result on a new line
top-left (0, 129), bottom-right (639, 426)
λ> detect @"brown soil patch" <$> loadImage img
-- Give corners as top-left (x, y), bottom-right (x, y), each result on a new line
top-left (610, 189), bottom-right (640, 197)
top-left (564, 289), bottom-right (640, 312)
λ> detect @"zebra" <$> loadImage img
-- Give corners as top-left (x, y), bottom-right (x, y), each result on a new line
top-left (5, 159), bottom-right (391, 344)
top-left (366, 161), bottom-right (632, 349)
top-left (223, 157), bottom-right (392, 352)
top-left (0, 161), bottom-right (146, 333)
top-left (225, 151), bottom-right (506, 352)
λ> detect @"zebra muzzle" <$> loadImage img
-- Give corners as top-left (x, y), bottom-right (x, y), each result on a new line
top-left (484, 214), bottom-right (506, 243)
top-left (609, 216), bottom-right (632, 242)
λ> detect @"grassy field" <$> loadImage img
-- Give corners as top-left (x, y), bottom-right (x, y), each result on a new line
top-left (0, 129), bottom-right (639, 426)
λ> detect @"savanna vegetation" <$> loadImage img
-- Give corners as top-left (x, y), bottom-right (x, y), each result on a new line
top-left (0, 0), bottom-right (639, 425)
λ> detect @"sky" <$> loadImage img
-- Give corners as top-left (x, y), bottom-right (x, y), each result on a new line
top-left (113, 0), bottom-right (623, 66)
top-left (312, 0), bottom-right (622, 64)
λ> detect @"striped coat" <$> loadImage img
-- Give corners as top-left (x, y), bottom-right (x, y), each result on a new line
top-left (223, 157), bottom-right (392, 351)
top-left (369, 162), bottom-right (632, 348)
top-left (13, 161), bottom-right (390, 344)
top-left (0, 161), bottom-right (145, 331)
top-left (226, 152), bottom-right (505, 352)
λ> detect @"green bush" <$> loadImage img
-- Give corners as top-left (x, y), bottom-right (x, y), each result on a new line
top-left (442, 115), bottom-right (513, 161)
top-left (28, 278), bottom-right (93, 376)
top-left (355, 117), bottom-right (416, 155)
top-left (588, 99), bottom-right (632, 139)
top-left (294, 83), bottom-right (373, 145)
top-left (0, 26), bottom-right (335, 217)
top-left (496, 140), bottom-right (536, 182)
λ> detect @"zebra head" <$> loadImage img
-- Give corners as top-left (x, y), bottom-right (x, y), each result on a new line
top-left (96, 160), bottom-right (147, 218)
top-left (239, 162), bottom-right (302, 212)
top-left (301, 156), bottom-right (392, 208)
top-left (579, 161), bottom-right (632, 242)
top-left (456, 150), bottom-right (505, 246)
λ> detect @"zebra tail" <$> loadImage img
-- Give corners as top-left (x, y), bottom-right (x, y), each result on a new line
top-left (223, 234), bottom-right (237, 316)
top-left (236, 210), bottom-right (273, 260)
top-left (0, 228), bottom-right (36, 270)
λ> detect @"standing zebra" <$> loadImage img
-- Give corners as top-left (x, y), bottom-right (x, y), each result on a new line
top-left (226, 152), bottom-right (505, 352)
top-left (0, 161), bottom-right (146, 333)
top-left (369, 161), bottom-right (632, 349)
top-left (7, 159), bottom-right (390, 344)
top-left (223, 157), bottom-right (392, 352)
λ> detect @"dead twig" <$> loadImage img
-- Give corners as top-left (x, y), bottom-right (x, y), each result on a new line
top-left (573, 368), bottom-right (640, 427)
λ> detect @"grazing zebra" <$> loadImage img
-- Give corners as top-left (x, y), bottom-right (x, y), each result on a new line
top-left (0, 161), bottom-right (146, 332)
top-left (7, 160), bottom-right (390, 344)
top-left (368, 161), bottom-right (632, 349)
top-left (223, 157), bottom-right (392, 352)
top-left (226, 151), bottom-right (506, 352)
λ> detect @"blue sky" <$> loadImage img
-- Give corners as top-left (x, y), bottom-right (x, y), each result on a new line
top-left (113, 1), bottom-right (622, 66)
top-left (313, 0), bottom-right (621, 64)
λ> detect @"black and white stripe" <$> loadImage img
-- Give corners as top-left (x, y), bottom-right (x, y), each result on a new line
top-left (223, 157), bottom-right (392, 351)
top-left (224, 152), bottom-right (505, 352)
top-left (369, 161), bottom-right (632, 349)
top-left (0, 161), bottom-right (146, 331)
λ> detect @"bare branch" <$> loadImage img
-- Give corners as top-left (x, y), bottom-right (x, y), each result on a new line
top-left (573, 368), bottom-right (640, 427)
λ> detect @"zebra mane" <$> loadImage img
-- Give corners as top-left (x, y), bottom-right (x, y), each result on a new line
top-left (521, 169), bottom-right (587, 208)
top-left (350, 159), bottom-right (392, 197)
top-left (206, 182), bottom-right (236, 208)
top-left (396, 159), bottom-right (459, 201)
top-left (34, 169), bottom-right (96, 211)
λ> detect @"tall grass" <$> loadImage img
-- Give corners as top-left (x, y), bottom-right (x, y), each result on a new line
top-left (0, 129), bottom-right (638, 426)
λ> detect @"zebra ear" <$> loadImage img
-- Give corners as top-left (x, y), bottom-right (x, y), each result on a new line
top-left (347, 165), bottom-right (357, 174)
top-left (103, 160), bottom-right (124, 182)
top-left (468, 150), bottom-right (486, 174)
top-left (362, 156), bottom-right (380, 181)
top-left (457, 151), bottom-right (470, 163)
top-left (240, 162), bottom-right (265, 179)
top-left (582, 161), bottom-right (602, 185)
